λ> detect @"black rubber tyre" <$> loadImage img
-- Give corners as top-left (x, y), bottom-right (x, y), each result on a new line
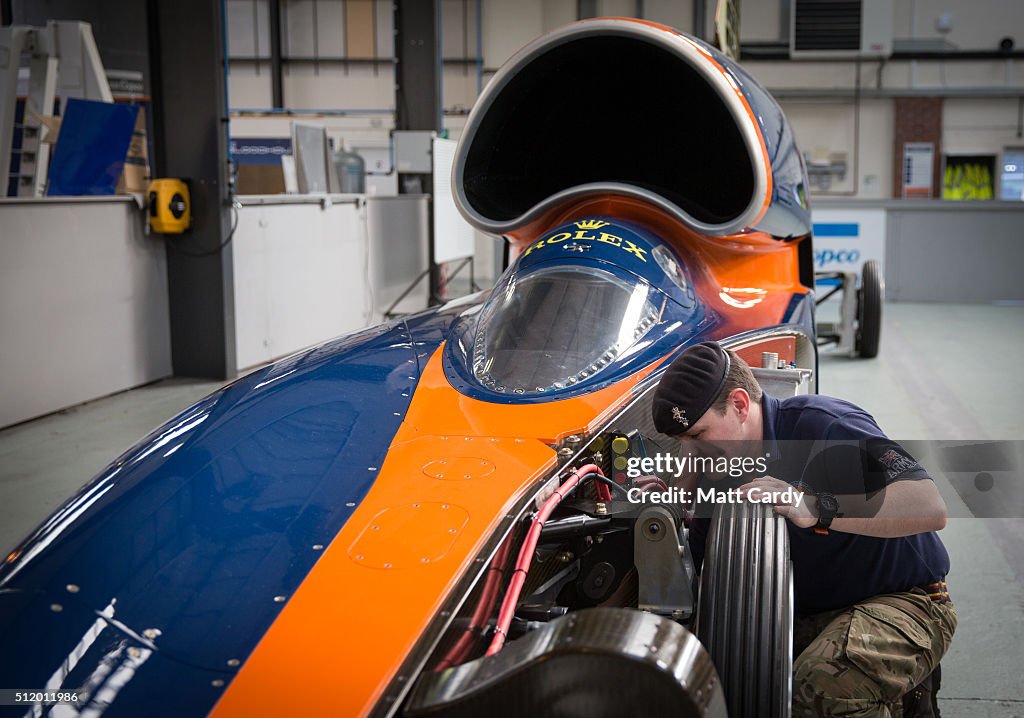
top-left (695, 501), bottom-right (794, 718)
top-left (856, 259), bottom-right (883, 358)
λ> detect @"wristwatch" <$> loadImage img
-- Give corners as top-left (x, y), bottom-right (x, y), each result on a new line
top-left (814, 492), bottom-right (840, 535)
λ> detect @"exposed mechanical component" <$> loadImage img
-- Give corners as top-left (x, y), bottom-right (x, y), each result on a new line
top-left (404, 608), bottom-right (727, 718)
top-left (417, 427), bottom-right (797, 717)
top-left (580, 561), bottom-right (616, 602)
top-left (634, 505), bottom-right (695, 619)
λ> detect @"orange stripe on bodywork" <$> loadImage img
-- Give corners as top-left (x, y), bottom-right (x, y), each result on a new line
top-left (211, 344), bottom-right (661, 717)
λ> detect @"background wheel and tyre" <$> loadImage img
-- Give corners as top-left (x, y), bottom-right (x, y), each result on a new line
top-left (856, 259), bottom-right (883, 358)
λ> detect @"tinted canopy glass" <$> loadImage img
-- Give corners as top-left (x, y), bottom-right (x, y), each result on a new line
top-left (472, 266), bottom-right (660, 395)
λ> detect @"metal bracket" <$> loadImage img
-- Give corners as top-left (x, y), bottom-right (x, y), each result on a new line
top-left (633, 506), bottom-right (694, 620)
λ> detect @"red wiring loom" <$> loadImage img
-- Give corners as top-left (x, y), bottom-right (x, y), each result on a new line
top-left (435, 539), bottom-right (514, 670)
top-left (485, 464), bottom-right (604, 656)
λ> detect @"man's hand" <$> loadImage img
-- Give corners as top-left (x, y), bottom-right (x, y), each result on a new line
top-left (738, 475), bottom-right (817, 528)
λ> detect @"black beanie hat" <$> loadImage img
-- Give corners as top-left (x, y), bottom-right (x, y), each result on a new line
top-left (651, 341), bottom-right (731, 435)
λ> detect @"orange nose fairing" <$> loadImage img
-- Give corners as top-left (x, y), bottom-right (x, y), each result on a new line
top-left (211, 344), bottom-right (662, 717)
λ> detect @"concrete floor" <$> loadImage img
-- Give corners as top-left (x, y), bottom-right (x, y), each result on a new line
top-left (1, 302), bottom-right (1022, 715)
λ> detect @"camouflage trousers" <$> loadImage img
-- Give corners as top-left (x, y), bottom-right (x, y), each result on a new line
top-left (792, 589), bottom-right (958, 718)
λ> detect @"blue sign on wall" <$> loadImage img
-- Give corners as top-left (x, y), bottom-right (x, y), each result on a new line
top-left (810, 210), bottom-right (886, 282)
top-left (231, 138), bottom-right (292, 166)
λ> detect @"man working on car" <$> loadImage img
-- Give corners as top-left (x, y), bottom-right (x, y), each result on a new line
top-left (651, 341), bottom-right (957, 718)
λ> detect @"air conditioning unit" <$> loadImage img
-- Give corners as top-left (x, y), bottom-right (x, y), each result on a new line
top-left (790, 0), bottom-right (893, 59)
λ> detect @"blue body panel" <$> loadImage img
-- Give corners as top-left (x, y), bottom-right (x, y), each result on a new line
top-left (0, 311), bottom-right (455, 716)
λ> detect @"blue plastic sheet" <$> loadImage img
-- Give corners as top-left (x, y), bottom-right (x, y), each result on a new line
top-left (46, 98), bottom-right (139, 196)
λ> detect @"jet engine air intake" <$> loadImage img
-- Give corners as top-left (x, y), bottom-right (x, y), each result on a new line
top-left (453, 19), bottom-right (814, 240)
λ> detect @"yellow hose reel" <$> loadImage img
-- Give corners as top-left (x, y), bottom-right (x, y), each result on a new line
top-left (147, 178), bottom-right (191, 234)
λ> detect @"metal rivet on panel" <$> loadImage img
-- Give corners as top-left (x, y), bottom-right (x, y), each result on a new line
top-left (66, 584), bottom-right (79, 593)
top-left (227, 659), bottom-right (241, 667)
top-left (212, 679), bottom-right (225, 688)
top-left (273, 595), bottom-right (286, 603)
top-left (50, 604), bottom-right (62, 612)
top-left (312, 544), bottom-right (324, 550)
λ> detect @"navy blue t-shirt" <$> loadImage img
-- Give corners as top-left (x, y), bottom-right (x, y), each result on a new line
top-left (689, 393), bottom-right (950, 614)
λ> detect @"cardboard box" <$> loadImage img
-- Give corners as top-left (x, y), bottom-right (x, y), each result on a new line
top-left (117, 106), bottom-right (150, 195)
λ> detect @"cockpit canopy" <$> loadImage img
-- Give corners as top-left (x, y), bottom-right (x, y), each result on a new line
top-left (472, 266), bottom-right (661, 395)
top-left (444, 217), bottom-right (702, 402)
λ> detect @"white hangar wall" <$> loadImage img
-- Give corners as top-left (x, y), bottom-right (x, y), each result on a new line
top-left (1, 0), bottom-right (1021, 429)
top-left (225, 0), bottom-right (1024, 201)
top-left (223, 0), bottom-right (1024, 293)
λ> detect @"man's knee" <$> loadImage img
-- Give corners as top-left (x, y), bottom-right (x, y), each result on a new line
top-left (792, 594), bottom-right (957, 717)
top-left (793, 651), bottom-right (889, 717)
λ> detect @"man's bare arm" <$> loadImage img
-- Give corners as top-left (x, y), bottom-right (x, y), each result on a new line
top-left (740, 475), bottom-right (948, 537)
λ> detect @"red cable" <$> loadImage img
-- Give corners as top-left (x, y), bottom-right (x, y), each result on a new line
top-left (634, 475), bottom-right (668, 492)
top-left (485, 464), bottom-right (604, 656)
top-left (435, 539), bottom-right (513, 670)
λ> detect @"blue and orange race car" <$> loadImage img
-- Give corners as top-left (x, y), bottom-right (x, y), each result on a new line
top-left (1, 18), bottom-right (817, 718)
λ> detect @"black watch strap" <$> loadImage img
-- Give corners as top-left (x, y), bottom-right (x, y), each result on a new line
top-left (814, 492), bottom-right (839, 534)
